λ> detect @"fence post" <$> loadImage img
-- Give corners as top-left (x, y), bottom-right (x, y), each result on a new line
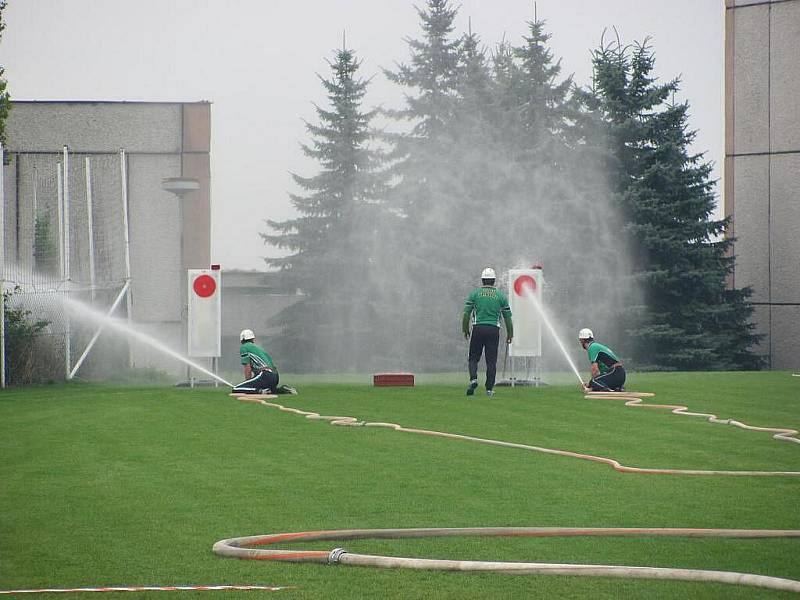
top-left (62, 146), bottom-right (71, 379)
top-left (85, 156), bottom-right (96, 304)
top-left (119, 149), bottom-right (134, 369)
top-left (0, 142), bottom-right (5, 388)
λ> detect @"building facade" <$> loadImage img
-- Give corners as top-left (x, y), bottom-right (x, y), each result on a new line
top-left (2, 100), bottom-right (212, 376)
top-left (725, 0), bottom-right (800, 369)
top-left (220, 270), bottom-right (300, 375)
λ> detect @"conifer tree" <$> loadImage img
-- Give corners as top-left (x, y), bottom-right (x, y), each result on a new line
top-left (589, 39), bottom-right (762, 369)
top-left (380, 0), bottom-right (465, 370)
top-left (501, 17), bottom-right (577, 264)
top-left (491, 18), bottom-right (625, 342)
top-left (262, 46), bottom-right (389, 371)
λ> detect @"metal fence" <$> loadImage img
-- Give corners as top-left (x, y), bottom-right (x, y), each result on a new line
top-left (1, 145), bottom-right (133, 386)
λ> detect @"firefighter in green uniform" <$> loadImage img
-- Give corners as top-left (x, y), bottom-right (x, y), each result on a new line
top-left (578, 328), bottom-right (626, 392)
top-left (462, 267), bottom-right (513, 397)
top-left (232, 329), bottom-right (296, 395)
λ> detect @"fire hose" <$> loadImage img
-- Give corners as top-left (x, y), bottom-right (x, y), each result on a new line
top-left (584, 391), bottom-right (799, 445)
top-left (213, 527), bottom-right (800, 594)
top-left (230, 393), bottom-right (800, 476)
top-left (216, 393), bottom-right (800, 593)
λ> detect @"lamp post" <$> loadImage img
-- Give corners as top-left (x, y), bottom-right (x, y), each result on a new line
top-left (161, 177), bottom-right (199, 382)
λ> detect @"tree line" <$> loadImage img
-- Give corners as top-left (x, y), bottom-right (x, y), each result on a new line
top-left (261, 0), bottom-right (762, 373)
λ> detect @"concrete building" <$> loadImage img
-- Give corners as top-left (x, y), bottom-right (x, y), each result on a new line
top-left (220, 270), bottom-right (300, 374)
top-left (2, 100), bottom-right (212, 376)
top-left (725, 0), bottom-right (800, 369)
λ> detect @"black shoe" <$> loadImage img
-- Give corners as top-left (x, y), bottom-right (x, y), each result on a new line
top-left (466, 380), bottom-right (478, 396)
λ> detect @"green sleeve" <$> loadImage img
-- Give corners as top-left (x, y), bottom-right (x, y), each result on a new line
top-left (587, 342), bottom-right (599, 363)
top-left (503, 310), bottom-right (513, 338)
top-left (462, 291), bottom-right (475, 334)
top-left (498, 291), bottom-right (512, 337)
top-left (462, 311), bottom-right (471, 335)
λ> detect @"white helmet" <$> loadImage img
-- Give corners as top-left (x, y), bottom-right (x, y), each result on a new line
top-left (240, 329), bottom-right (255, 342)
top-left (481, 267), bottom-right (496, 280)
top-left (578, 328), bottom-right (594, 340)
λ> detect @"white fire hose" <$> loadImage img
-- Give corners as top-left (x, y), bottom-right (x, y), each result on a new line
top-left (223, 393), bottom-right (800, 592)
top-left (231, 392), bottom-right (800, 476)
top-left (213, 527), bottom-right (800, 593)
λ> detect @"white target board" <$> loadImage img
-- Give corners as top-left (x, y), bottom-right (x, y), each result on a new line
top-left (187, 268), bottom-right (221, 357)
top-left (508, 268), bottom-right (543, 357)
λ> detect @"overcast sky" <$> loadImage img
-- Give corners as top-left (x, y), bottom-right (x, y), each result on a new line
top-left (4, 0), bottom-right (724, 271)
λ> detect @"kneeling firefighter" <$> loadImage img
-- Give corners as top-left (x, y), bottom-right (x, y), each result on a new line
top-left (579, 328), bottom-right (626, 392)
top-left (232, 329), bottom-right (296, 395)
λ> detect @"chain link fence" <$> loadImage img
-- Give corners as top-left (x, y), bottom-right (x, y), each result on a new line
top-left (2, 147), bottom-right (132, 385)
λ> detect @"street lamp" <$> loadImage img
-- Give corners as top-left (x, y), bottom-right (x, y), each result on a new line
top-left (162, 177), bottom-right (200, 198)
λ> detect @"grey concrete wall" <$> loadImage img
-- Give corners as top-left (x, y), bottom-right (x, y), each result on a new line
top-left (219, 271), bottom-right (301, 373)
top-left (730, 155), bottom-right (769, 301)
top-left (732, 4), bottom-right (770, 154)
top-left (769, 154), bottom-right (800, 304)
top-left (770, 1), bottom-right (800, 152)
top-left (750, 304), bottom-right (771, 356)
top-left (220, 293), bottom-right (300, 373)
top-left (1, 159), bottom-right (17, 269)
top-left (771, 306), bottom-right (800, 370)
top-left (128, 153), bottom-right (182, 324)
top-left (726, 0), bottom-right (800, 370)
top-left (5, 102), bottom-right (182, 153)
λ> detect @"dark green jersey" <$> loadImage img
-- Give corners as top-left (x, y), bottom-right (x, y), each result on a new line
top-left (462, 286), bottom-right (513, 335)
top-left (240, 341), bottom-right (276, 371)
top-left (587, 341), bottom-right (620, 374)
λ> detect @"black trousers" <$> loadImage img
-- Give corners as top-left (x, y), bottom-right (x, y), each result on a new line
top-left (232, 368), bottom-right (279, 394)
top-left (589, 365), bottom-right (626, 392)
top-left (468, 324), bottom-right (500, 390)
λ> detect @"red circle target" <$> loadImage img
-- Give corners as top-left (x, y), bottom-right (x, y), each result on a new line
top-left (513, 275), bottom-right (537, 296)
top-left (193, 274), bottom-right (217, 298)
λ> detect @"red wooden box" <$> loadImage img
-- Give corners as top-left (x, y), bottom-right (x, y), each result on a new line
top-left (373, 372), bottom-right (415, 387)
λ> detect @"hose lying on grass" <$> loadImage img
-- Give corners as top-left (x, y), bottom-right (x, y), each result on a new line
top-left (230, 393), bottom-right (800, 477)
top-left (584, 391), bottom-right (799, 445)
top-left (0, 584), bottom-right (292, 595)
top-left (213, 527), bottom-right (800, 594)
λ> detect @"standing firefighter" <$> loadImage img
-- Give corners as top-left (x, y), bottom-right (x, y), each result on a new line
top-left (579, 328), bottom-right (626, 392)
top-left (462, 267), bottom-right (513, 397)
top-left (232, 329), bottom-right (296, 395)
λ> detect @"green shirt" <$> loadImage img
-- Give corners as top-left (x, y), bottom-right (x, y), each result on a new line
top-left (462, 286), bottom-right (513, 336)
top-left (586, 341), bottom-right (620, 375)
top-left (240, 341), bottom-right (276, 371)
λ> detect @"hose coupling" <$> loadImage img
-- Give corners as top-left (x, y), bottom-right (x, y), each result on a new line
top-left (328, 547), bottom-right (347, 564)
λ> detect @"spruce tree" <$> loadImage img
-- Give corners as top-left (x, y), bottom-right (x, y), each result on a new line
top-left (491, 18), bottom-right (626, 348)
top-left (589, 39), bottom-right (762, 370)
top-left (501, 17), bottom-right (577, 265)
top-left (380, 0), bottom-right (465, 370)
top-left (261, 46), bottom-right (389, 372)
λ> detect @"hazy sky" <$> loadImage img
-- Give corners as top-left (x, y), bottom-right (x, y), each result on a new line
top-left (4, 0), bottom-right (724, 271)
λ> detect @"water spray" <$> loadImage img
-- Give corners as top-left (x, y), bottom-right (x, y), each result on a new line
top-left (520, 287), bottom-right (583, 385)
top-left (62, 296), bottom-right (233, 387)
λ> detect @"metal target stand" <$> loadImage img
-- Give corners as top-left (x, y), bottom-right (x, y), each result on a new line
top-left (497, 347), bottom-right (544, 387)
top-left (496, 266), bottom-right (545, 388)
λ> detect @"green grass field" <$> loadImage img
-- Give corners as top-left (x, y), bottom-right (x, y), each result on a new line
top-left (1, 372), bottom-right (799, 599)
